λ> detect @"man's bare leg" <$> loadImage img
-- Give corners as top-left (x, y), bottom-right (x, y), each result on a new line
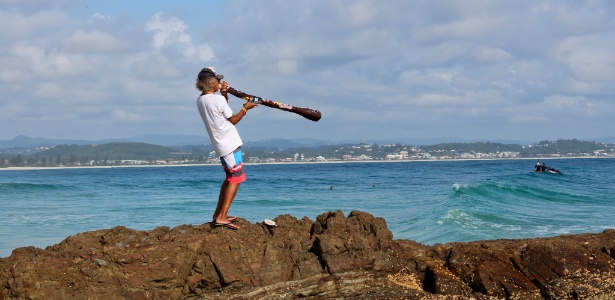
top-left (213, 180), bottom-right (240, 227)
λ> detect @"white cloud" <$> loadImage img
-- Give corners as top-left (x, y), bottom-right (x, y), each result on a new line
top-left (425, 15), bottom-right (501, 40)
top-left (555, 34), bottom-right (615, 82)
top-left (544, 95), bottom-right (585, 109)
top-left (182, 44), bottom-right (215, 62)
top-left (5, 43), bottom-right (94, 80)
top-left (112, 109), bottom-right (144, 122)
top-left (275, 60), bottom-right (299, 75)
top-left (339, 0), bottom-right (379, 29)
top-left (400, 69), bottom-right (454, 88)
top-left (61, 30), bottom-right (132, 53)
top-left (33, 82), bottom-right (66, 98)
top-left (543, 95), bottom-right (598, 117)
top-left (88, 12), bottom-right (112, 24)
top-left (146, 12), bottom-right (191, 48)
top-left (0, 9), bottom-right (66, 38)
top-left (144, 11), bottom-right (214, 63)
top-left (473, 46), bottom-right (512, 63)
top-left (126, 53), bottom-right (182, 79)
top-left (2, 0), bottom-right (615, 142)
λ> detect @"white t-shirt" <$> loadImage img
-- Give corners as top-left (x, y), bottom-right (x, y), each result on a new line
top-left (196, 94), bottom-right (243, 157)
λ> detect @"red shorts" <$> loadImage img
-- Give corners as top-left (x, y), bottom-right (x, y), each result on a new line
top-left (220, 149), bottom-right (246, 183)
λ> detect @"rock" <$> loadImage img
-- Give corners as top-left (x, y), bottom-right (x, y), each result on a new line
top-left (1, 210), bottom-right (614, 299)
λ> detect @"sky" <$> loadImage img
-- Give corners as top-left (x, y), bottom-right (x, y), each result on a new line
top-left (1, 0), bottom-right (615, 144)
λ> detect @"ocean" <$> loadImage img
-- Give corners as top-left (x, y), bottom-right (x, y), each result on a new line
top-left (1, 158), bottom-right (614, 258)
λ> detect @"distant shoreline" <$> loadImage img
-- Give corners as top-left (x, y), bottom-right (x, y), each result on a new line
top-left (1, 156), bottom-right (612, 171)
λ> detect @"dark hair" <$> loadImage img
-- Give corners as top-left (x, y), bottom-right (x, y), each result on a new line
top-left (195, 77), bottom-right (216, 92)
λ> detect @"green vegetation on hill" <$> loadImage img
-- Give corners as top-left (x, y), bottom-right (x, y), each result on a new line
top-left (522, 139), bottom-right (610, 156)
top-left (41, 143), bottom-right (178, 160)
top-left (421, 142), bottom-right (523, 153)
top-left (243, 139), bottom-right (611, 161)
top-left (2, 143), bottom-right (190, 167)
top-left (0, 139), bottom-right (613, 168)
top-left (420, 139), bottom-right (610, 157)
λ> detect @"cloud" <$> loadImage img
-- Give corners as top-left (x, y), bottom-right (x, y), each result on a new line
top-left (543, 95), bottom-right (599, 117)
top-left (145, 12), bottom-right (214, 62)
top-left (275, 60), bottom-right (299, 75)
top-left (146, 12), bottom-right (191, 48)
top-left (473, 46), bottom-right (512, 63)
top-left (400, 69), bottom-right (454, 88)
top-left (0, 9), bottom-right (66, 38)
top-left (544, 95), bottom-right (586, 109)
top-left (61, 30), bottom-right (132, 53)
top-left (555, 34), bottom-right (615, 82)
top-left (112, 109), bottom-right (144, 123)
top-left (426, 15), bottom-right (501, 39)
top-left (33, 82), bottom-right (66, 98)
top-left (88, 12), bottom-right (112, 24)
top-left (3, 43), bottom-right (95, 81)
top-left (1, 0), bottom-right (615, 142)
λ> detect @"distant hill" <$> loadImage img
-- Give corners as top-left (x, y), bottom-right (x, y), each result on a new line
top-left (243, 138), bottom-right (333, 150)
top-left (34, 143), bottom-right (180, 161)
top-left (0, 135), bottom-right (93, 149)
top-left (595, 136), bottom-right (615, 144)
top-left (0, 135), bottom-right (332, 150)
top-left (0, 135), bottom-right (208, 149)
top-left (1, 135), bottom-right (612, 152)
top-left (114, 134), bottom-right (208, 146)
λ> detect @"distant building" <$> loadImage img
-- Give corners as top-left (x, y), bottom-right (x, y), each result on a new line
top-left (386, 151), bottom-right (408, 160)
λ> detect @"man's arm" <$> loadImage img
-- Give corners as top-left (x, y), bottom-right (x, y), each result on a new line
top-left (228, 102), bottom-right (258, 125)
top-left (221, 82), bottom-right (257, 124)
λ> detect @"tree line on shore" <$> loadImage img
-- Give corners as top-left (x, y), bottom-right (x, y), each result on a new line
top-left (1, 139), bottom-right (613, 168)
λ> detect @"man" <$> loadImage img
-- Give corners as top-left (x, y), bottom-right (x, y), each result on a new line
top-left (195, 67), bottom-right (258, 230)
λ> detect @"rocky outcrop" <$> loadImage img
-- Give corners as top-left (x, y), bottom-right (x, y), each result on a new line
top-left (1, 210), bottom-right (615, 299)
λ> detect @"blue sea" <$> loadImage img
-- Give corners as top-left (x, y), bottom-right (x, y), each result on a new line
top-left (1, 158), bottom-right (614, 258)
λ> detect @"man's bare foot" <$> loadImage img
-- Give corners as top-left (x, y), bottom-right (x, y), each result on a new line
top-left (212, 221), bottom-right (240, 230)
top-left (213, 216), bottom-right (238, 222)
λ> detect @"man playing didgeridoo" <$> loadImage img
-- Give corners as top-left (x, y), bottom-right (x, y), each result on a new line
top-left (195, 67), bottom-right (258, 230)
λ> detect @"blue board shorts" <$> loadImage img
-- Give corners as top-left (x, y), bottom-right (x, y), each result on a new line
top-left (220, 148), bottom-right (246, 183)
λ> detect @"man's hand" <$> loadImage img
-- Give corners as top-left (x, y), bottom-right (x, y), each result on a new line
top-left (220, 81), bottom-right (230, 99)
top-left (243, 102), bottom-right (258, 110)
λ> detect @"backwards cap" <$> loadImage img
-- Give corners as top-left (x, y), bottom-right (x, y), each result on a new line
top-left (197, 67), bottom-right (224, 80)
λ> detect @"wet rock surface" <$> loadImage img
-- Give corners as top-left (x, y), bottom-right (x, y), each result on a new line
top-left (1, 210), bottom-right (614, 299)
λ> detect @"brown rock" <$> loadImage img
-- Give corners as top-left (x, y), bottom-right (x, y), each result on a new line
top-left (1, 211), bottom-right (614, 299)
